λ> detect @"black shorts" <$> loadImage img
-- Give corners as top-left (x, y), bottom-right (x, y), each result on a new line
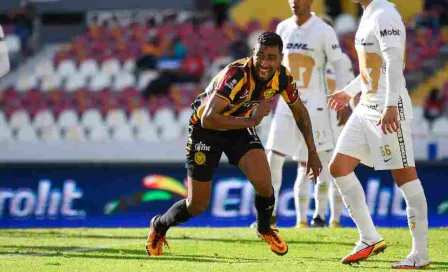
top-left (185, 125), bottom-right (264, 181)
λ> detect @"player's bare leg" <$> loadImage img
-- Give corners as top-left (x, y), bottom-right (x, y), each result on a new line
top-left (239, 149), bottom-right (288, 256)
top-left (391, 167), bottom-right (430, 269)
top-left (294, 162), bottom-right (310, 228)
top-left (146, 177), bottom-right (212, 256)
top-left (329, 153), bottom-right (386, 264)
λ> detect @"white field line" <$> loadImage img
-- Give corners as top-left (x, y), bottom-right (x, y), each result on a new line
top-left (0, 241), bottom-right (142, 258)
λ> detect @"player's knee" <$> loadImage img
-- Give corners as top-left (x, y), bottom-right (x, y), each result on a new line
top-left (187, 198), bottom-right (210, 216)
top-left (252, 180), bottom-right (273, 197)
top-left (329, 160), bottom-right (350, 178)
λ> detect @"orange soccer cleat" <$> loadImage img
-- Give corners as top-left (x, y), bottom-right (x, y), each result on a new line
top-left (257, 228), bottom-right (288, 256)
top-left (342, 240), bottom-right (387, 265)
top-left (146, 216), bottom-right (169, 256)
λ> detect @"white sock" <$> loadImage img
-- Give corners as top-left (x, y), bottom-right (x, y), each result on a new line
top-left (313, 179), bottom-right (329, 219)
top-left (294, 166), bottom-right (310, 224)
top-left (334, 172), bottom-right (382, 242)
top-left (329, 180), bottom-right (343, 223)
top-left (399, 179), bottom-right (429, 259)
top-left (267, 151), bottom-right (285, 216)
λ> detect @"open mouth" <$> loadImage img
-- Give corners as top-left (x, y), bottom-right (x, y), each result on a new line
top-left (259, 67), bottom-right (270, 78)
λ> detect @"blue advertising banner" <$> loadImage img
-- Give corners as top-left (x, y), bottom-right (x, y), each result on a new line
top-left (0, 163), bottom-right (447, 228)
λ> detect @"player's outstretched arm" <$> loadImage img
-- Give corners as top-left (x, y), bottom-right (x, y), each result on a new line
top-left (201, 93), bottom-right (270, 130)
top-left (288, 98), bottom-right (322, 182)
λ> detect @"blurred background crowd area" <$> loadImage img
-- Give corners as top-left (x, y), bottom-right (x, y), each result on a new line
top-left (0, 0), bottom-right (447, 148)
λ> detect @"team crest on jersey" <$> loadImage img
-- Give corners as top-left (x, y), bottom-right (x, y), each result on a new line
top-left (264, 89), bottom-right (277, 98)
top-left (194, 152), bottom-right (206, 165)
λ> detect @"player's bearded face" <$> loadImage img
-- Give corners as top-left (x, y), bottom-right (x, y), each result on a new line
top-left (288, 0), bottom-right (312, 16)
top-left (253, 44), bottom-right (282, 81)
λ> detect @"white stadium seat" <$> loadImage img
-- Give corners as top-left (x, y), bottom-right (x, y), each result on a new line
top-left (112, 124), bottom-right (134, 142)
top-left (137, 70), bottom-right (159, 90)
top-left (432, 117), bottom-right (448, 138)
top-left (57, 60), bottom-right (77, 78)
top-left (88, 125), bottom-right (110, 142)
top-left (10, 110), bottom-right (31, 130)
top-left (89, 73), bottom-right (111, 92)
top-left (15, 74), bottom-right (38, 92)
top-left (123, 59), bottom-right (136, 72)
top-left (63, 125), bottom-right (86, 142)
top-left (153, 108), bottom-right (176, 128)
top-left (58, 109), bottom-right (79, 128)
top-left (34, 61), bottom-right (55, 79)
top-left (0, 111), bottom-right (6, 127)
top-left (105, 109), bottom-right (127, 128)
top-left (33, 109), bottom-right (55, 129)
top-left (129, 108), bottom-right (151, 128)
top-left (412, 106), bottom-right (424, 121)
top-left (40, 74), bottom-right (63, 91)
top-left (159, 124), bottom-right (182, 141)
top-left (411, 118), bottom-right (431, 139)
top-left (81, 109), bottom-right (104, 129)
top-left (78, 59), bottom-right (99, 78)
top-left (65, 73), bottom-right (87, 92)
top-left (16, 124), bottom-right (38, 142)
top-left (136, 124), bottom-right (159, 142)
top-left (41, 125), bottom-right (62, 142)
top-left (101, 59), bottom-right (121, 76)
top-left (178, 108), bottom-right (192, 125)
top-left (0, 123), bottom-right (13, 143)
top-left (113, 73), bottom-right (136, 91)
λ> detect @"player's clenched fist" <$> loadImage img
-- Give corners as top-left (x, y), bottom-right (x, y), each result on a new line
top-left (250, 98), bottom-right (272, 126)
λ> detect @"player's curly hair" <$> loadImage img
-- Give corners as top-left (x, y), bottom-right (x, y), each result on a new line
top-left (257, 31), bottom-right (283, 53)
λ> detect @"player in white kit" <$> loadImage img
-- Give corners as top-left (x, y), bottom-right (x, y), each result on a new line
top-left (328, 0), bottom-right (430, 268)
top-left (265, 0), bottom-right (350, 228)
top-left (0, 24), bottom-right (10, 78)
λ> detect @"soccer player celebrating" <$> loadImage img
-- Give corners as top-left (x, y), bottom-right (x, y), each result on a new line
top-left (0, 24), bottom-right (10, 78)
top-left (265, 0), bottom-right (350, 228)
top-left (327, 0), bottom-right (430, 268)
top-left (146, 32), bottom-right (322, 257)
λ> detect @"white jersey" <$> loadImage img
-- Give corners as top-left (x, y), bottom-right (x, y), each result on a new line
top-left (0, 24), bottom-right (4, 39)
top-left (326, 53), bottom-right (355, 93)
top-left (353, 0), bottom-right (413, 121)
top-left (275, 14), bottom-right (344, 117)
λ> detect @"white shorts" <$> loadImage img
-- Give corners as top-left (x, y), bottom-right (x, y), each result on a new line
top-left (265, 113), bottom-right (334, 161)
top-left (334, 114), bottom-right (415, 170)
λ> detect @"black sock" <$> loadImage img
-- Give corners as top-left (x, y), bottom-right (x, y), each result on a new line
top-left (154, 199), bottom-right (192, 235)
top-left (255, 192), bottom-right (275, 234)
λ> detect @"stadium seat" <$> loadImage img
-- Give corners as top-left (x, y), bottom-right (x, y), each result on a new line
top-left (411, 118), bottom-right (431, 139)
top-left (153, 107), bottom-right (176, 128)
top-left (40, 125), bottom-right (62, 142)
top-left (101, 59), bottom-right (121, 76)
top-left (159, 124), bottom-right (182, 141)
top-left (63, 125), bottom-right (86, 142)
top-left (432, 117), bottom-right (448, 138)
top-left (129, 108), bottom-right (151, 128)
top-left (412, 106), bottom-right (424, 120)
top-left (113, 73), bottom-right (136, 91)
top-left (78, 59), bottom-right (99, 79)
top-left (65, 73), bottom-right (87, 93)
top-left (4, 34), bottom-right (21, 54)
top-left (123, 59), bottom-right (136, 72)
top-left (16, 124), bottom-right (38, 142)
top-left (34, 61), bottom-right (55, 79)
top-left (40, 74), bottom-right (63, 91)
top-left (136, 124), bottom-right (159, 142)
top-left (0, 111), bottom-right (7, 127)
top-left (105, 109), bottom-right (128, 128)
top-left (58, 109), bottom-right (79, 128)
top-left (112, 124), bottom-right (135, 141)
top-left (88, 125), bottom-right (110, 142)
top-left (57, 60), bottom-right (78, 78)
top-left (81, 109), bottom-right (104, 129)
top-left (88, 73), bottom-right (111, 92)
top-left (33, 109), bottom-right (55, 129)
top-left (0, 123), bottom-right (13, 143)
top-left (9, 109), bottom-right (31, 130)
top-left (15, 74), bottom-right (38, 93)
top-left (137, 70), bottom-right (159, 90)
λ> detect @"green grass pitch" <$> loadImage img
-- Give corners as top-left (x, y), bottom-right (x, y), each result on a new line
top-left (0, 227), bottom-right (446, 271)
